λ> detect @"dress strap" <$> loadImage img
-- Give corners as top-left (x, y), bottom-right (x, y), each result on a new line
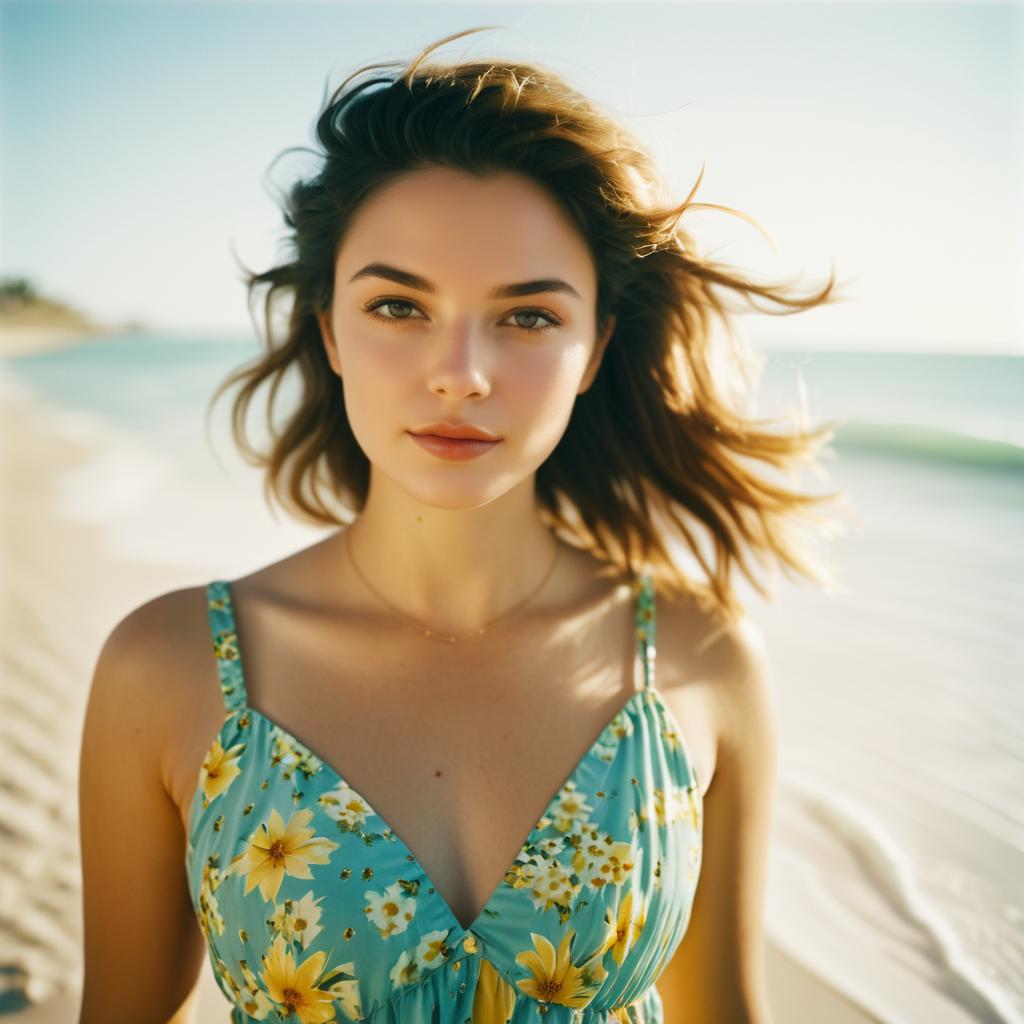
top-left (205, 580), bottom-right (248, 713)
top-left (633, 572), bottom-right (656, 691)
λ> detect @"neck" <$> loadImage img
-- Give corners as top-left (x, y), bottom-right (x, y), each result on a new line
top-left (337, 472), bottom-right (562, 637)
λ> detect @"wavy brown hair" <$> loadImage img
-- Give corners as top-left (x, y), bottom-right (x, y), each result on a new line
top-left (207, 26), bottom-right (855, 626)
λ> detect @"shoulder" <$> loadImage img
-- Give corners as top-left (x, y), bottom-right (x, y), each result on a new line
top-left (97, 584), bottom-right (212, 683)
top-left (695, 611), bottom-right (776, 764)
top-left (655, 588), bottom-right (778, 791)
top-left (88, 584), bottom-right (218, 783)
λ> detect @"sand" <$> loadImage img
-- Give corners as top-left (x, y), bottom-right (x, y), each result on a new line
top-left (0, 326), bottom-right (883, 1022)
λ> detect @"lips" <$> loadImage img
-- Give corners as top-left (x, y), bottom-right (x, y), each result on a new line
top-left (407, 432), bottom-right (502, 462)
top-left (409, 421), bottom-right (500, 441)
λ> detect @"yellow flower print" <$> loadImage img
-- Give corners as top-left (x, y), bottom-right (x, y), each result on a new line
top-left (237, 987), bottom-right (275, 1019)
top-left (196, 886), bottom-right (224, 940)
top-left (213, 629), bottom-right (239, 660)
top-left (196, 858), bottom-right (226, 938)
top-left (514, 928), bottom-right (612, 1008)
top-left (417, 929), bottom-right (454, 968)
top-left (213, 953), bottom-right (243, 1002)
top-left (650, 787), bottom-right (670, 828)
top-left (593, 708), bottom-right (635, 762)
top-left (504, 845), bottom-right (551, 893)
top-left (259, 933), bottom-right (339, 1024)
top-left (237, 959), bottom-right (277, 1020)
top-left (648, 783), bottom-right (698, 829)
top-left (365, 879), bottom-right (418, 938)
top-left (525, 857), bottom-right (581, 914)
top-left (387, 928), bottom-right (453, 988)
top-left (535, 835), bottom-right (568, 858)
top-left (317, 960), bottom-right (363, 1023)
top-left (605, 888), bottom-right (648, 966)
top-left (199, 738), bottom-right (246, 805)
top-left (472, 957), bottom-right (517, 1023)
top-left (547, 780), bottom-right (595, 833)
top-left (318, 781), bottom-right (374, 829)
top-left (581, 838), bottom-right (641, 890)
top-left (228, 808), bottom-right (340, 903)
top-left (388, 948), bottom-right (421, 986)
top-left (610, 999), bottom-right (649, 1023)
top-left (270, 890), bottom-right (327, 949)
top-left (660, 720), bottom-right (683, 754)
top-left (687, 785), bottom-right (702, 831)
top-left (606, 711), bottom-right (635, 743)
top-left (269, 727), bottom-right (324, 779)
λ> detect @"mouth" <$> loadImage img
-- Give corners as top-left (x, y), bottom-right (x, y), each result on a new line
top-left (406, 431), bottom-right (502, 462)
top-left (408, 421), bottom-right (501, 442)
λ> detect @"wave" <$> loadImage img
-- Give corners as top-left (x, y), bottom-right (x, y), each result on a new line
top-left (835, 419), bottom-right (1024, 472)
top-left (778, 775), bottom-right (1018, 1023)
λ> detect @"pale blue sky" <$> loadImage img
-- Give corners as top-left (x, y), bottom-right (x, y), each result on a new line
top-left (2, 1), bottom-right (1021, 353)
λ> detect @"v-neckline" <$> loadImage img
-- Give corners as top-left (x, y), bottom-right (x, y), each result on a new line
top-left (211, 689), bottom-right (659, 937)
top-left (187, 576), bottom-right (691, 939)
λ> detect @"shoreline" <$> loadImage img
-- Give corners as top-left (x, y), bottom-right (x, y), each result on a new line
top-left (0, 319), bottom-right (136, 358)
top-left (0, 371), bottom-right (885, 1023)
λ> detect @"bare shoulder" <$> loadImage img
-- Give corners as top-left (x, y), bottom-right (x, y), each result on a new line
top-left (690, 606), bottom-right (775, 758)
top-left (653, 587), bottom-right (777, 798)
top-left (102, 583), bottom-right (209, 653)
top-left (92, 584), bottom-right (221, 793)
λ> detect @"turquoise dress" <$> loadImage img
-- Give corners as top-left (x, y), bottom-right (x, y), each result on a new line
top-left (185, 573), bottom-right (703, 1023)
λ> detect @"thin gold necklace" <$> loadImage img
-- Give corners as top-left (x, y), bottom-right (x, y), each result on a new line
top-left (343, 525), bottom-right (561, 644)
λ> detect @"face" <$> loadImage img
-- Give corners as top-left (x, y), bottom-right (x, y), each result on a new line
top-left (316, 166), bottom-right (616, 511)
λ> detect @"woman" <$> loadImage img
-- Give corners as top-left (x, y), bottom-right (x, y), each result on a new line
top-left (78, 26), bottom-right (849, 1024)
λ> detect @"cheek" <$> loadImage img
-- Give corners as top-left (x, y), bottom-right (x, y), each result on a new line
top-left (337, 341), bottom-right (412, 438)
top-left (507, 356), bottom-right (577, 411)
top-left (505, 347), bottom-right (590, 447)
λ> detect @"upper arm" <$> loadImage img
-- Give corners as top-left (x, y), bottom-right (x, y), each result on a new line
top-left (658, 614), bottom-right (779, 1024)
top-left (77, 593), bottom-right (207, 1024)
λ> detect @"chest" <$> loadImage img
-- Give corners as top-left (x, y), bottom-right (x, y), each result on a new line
top-left (177, 583), bottom-right (664, 932)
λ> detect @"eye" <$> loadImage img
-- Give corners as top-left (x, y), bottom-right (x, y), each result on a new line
top-left (362, 298), bottom-right (562, 333)
top-left (504, 309), bottom-right (562, 333)
top-left (362, 298), bottom-right (425, 324)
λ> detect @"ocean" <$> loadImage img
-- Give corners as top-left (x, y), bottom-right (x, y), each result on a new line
top-left (2, 333), bottom-right (1022, 1023)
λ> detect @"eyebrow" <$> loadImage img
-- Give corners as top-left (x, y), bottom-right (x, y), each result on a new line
top-left (347, 262), bottom-right (582, 301)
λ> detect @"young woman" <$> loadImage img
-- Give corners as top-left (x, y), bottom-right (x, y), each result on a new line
top-left (78, 27), bottom-right (848, 1024)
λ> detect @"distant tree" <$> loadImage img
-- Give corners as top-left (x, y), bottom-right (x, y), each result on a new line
top-left (0, 276), bottom-right (38, 311)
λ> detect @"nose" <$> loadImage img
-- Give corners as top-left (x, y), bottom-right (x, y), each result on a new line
top-left (425, 323), bottom-right (493, 400)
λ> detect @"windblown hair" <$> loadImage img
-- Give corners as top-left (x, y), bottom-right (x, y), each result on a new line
top-left (207, 26), bottom-right (855, 625)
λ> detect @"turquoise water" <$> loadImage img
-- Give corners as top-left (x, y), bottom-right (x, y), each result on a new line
top-left (758, 349), bottom-right (1024, 472)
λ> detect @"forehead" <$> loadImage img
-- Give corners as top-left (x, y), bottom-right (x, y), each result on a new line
top-left (336, 166), bottom-right (597, 294)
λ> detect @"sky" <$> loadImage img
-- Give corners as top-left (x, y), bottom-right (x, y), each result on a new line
top-left (1, 0), bottom-right (1021, 354)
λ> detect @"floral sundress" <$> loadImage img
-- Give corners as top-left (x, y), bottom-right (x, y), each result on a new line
top-left (185, 572), bottom-right (703, 1023)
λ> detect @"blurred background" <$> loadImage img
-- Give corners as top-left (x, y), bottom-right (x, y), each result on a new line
top-left (1, 1), bottom-right (1021, 1022)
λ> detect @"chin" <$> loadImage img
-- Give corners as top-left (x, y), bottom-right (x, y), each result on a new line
top-left (373, 461), bottom-right (524, 512)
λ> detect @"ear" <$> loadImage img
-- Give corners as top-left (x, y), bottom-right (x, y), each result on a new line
top-left (316, 309), bottom-right (342, 378)
top-left (578, 313), bottom-right (617, 395)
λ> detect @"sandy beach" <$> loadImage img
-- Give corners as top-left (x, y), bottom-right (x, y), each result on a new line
top-left (0, 326), bottom-right (893, 1022)
top-left (0, 309), bottom-right (134, 358)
